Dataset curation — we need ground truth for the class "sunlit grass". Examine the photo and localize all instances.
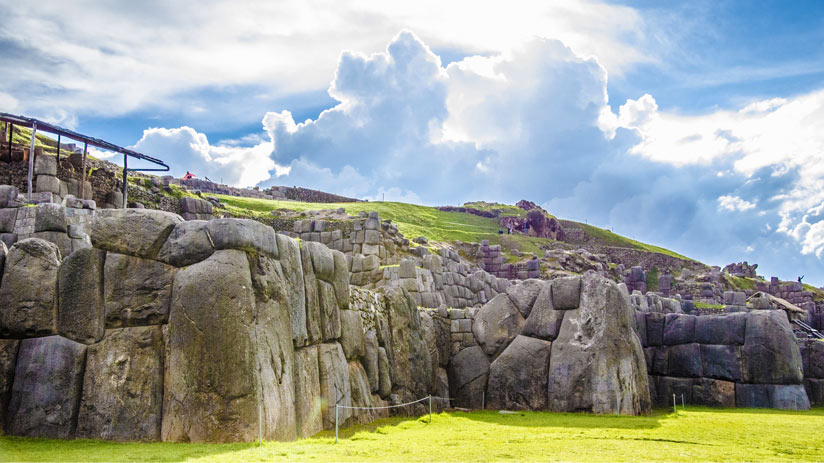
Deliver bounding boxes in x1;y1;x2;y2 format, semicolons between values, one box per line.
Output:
2;407;823;462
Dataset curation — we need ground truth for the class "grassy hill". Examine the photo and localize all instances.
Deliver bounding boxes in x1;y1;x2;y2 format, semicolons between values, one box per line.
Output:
212;194;696;262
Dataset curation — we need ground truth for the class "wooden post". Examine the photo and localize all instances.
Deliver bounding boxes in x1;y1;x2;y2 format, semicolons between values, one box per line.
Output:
122;153;128;208
7;123;12;160
57;134;61;164
80;142;88;199
27;121;37;200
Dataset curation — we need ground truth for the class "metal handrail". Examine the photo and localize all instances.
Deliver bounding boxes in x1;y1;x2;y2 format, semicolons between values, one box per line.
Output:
1;112;169;207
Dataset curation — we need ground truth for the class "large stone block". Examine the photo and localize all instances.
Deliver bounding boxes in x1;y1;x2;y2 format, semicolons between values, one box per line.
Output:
58;248;106;344
449;346;489;409
521;282;565;341
36;174;61;194
332;250;350;310
547;272;651;415
742;310;804;384
0;339;19;430
180;197;213;215
0;239;60;337
34;203;67;232
276;234;307;347
293;345;322;438
472;293;525;357
304;241;334;281
662;314;696;345
652;376;694;407
551;275;581;310
0;186;19;208
206;218;278;258
90;209;183;260
487;335;552;410
0;208;17;233
378;346;391;398
735;383;810;410
34;154;57;176
301;244;323;344
363;330;380;392
318;281;341;341
700;344;744;382
385;288;432;403
645;312;664;347
104;253;177;327
162;250;296;442
505;279;543;318
318;342;351;429
805;378;824;406
156;220;215;267
691;378;735;408
339;310;365;360
694;313;746;345
76;326;164;441
6;336;86;438
666;343;702;378
32;231;72;259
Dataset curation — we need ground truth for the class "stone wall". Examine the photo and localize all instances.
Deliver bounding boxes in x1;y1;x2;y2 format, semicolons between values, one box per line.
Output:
0;206;440;442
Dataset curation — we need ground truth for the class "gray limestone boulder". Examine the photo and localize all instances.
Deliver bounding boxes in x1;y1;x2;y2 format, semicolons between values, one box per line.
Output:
304;241;334;281
35;155;57;176
692;378;735;408
293;345;322;438
505;279;544;318
76;326;164;441
104;253;177;327
339;310;365;360
448;346;489;409
318;342;351;429
0;339;19;430
32;230;72;259
0;209;16;233
332;250;350;310
385;288;433;403
742;310;804;384
156;220;215;267
363;330;380;393
521;282;565;341
90;209;183;260
694;313;746;345
378;346;392;398
58;248;106;344
551;275;582;309
700;344;744;382
318;281;342;341
662;314;696;345
472;294;525;357
206;218;278;258
162;250;296;442
300;244;323;344
276;234;307;346
736;383;810;409
666;343;703;377
645;312;664;347
6;336;87;438
487;335;552;410
0;239;61;337
547;272;651;415
34;203;67;233
0;186;19;208
348;361;385;425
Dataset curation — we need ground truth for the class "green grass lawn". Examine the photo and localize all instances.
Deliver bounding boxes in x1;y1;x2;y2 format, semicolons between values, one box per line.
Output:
2;407;823;462
212;195;693;261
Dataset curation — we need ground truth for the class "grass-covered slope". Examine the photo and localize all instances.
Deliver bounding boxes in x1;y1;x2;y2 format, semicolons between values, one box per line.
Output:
214;195;695;261
2;408;823;462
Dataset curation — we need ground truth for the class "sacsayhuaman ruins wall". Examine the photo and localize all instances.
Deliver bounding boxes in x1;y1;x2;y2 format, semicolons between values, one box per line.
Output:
0;184;820;444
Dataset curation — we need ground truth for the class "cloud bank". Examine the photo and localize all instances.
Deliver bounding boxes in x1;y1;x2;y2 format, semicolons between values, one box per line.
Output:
111;31;824;283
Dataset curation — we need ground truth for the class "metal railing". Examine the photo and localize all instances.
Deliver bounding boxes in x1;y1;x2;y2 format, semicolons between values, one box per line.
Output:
1;112;169;207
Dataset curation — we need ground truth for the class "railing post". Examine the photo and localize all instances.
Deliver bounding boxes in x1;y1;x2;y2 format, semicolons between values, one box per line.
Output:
57;134;61;165
27;121;36;200
335;404;339;444
7;122;12;161
428;395;432;424
80;142;88;199
122;153;128;208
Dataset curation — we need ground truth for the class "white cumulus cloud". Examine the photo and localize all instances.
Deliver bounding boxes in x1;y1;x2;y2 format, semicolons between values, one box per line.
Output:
718;195;757;212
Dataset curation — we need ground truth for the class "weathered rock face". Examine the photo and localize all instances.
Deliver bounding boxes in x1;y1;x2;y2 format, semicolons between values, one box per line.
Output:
472;294;525;357
742;310;804;384
58;248;106;344
318;342;351;428
547;272;651;415
449;346;489;409
385;288;432;403
521;282;565;341
293;346;322;438
76;326;164;441
0;239;61;337
505;279;543;317
162;250;296;442
487;335;552;410
6;336;87;438
104;253;177;328
156;220;215;267
206;218;278;258
276;234;307;346
340;310;365;360
90;209;183;260
0;339;19;430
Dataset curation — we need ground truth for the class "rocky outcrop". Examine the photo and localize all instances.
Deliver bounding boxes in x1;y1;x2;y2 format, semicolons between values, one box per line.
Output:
0;238;61;337
487;335;552;410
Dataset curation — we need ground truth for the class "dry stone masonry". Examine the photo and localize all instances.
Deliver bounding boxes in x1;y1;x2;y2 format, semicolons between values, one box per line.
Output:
0;201;816;444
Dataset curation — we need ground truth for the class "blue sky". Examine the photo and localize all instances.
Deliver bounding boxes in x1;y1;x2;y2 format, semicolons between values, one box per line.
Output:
1;0;823;285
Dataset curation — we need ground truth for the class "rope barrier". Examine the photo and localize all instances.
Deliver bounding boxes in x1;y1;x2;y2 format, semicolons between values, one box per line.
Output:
334;394;454;443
